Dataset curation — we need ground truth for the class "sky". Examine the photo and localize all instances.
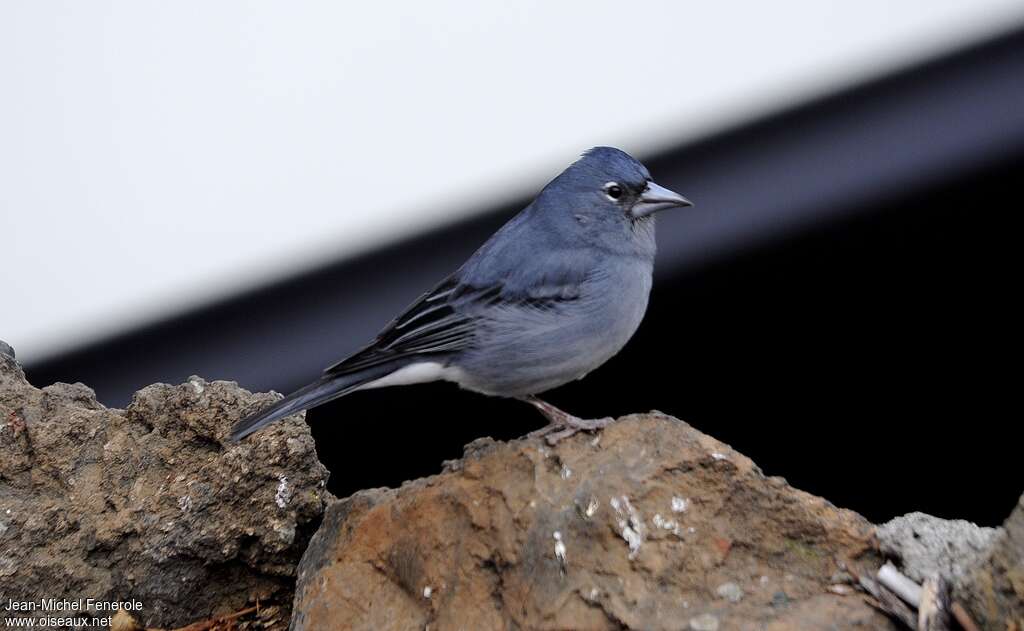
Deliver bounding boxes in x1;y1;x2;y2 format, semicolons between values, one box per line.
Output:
3;1;1024;362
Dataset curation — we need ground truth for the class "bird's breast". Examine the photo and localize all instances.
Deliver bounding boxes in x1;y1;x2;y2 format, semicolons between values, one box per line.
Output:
454;257;653;397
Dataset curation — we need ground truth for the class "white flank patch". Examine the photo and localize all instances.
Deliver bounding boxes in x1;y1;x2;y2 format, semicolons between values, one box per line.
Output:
356;362;466;391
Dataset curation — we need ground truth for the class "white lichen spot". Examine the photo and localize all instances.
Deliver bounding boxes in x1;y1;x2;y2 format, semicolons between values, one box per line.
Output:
560;464;572;480
588;587;599;601
538;446;551;458
715;581;744;603
275;475;291;508
611;496;645;559
688;526;696;534
689;613;719;631
529;500;537;508
621;525;642;558
553;531;567;565
422;586;433;599
711;452;728;461
585;497;599;518
683;600;690;609
760;575;769;585
671;496;689;513
189;379;204;394
590;435;601;447
177;495;193;512
271;519;296;544
652;513;681;536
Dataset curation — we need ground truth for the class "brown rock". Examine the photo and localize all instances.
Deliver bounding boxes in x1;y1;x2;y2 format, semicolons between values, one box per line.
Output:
292;412;897;630
956;493;1024;630
0;354;329;628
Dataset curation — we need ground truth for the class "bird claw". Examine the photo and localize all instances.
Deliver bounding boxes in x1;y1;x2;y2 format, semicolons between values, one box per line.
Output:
527;414;615;445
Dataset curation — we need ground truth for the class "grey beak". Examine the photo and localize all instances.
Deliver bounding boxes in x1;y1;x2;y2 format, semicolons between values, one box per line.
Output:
631;181;693;218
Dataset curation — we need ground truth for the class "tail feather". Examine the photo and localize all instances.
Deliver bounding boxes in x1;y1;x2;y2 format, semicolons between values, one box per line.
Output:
229;364;395;441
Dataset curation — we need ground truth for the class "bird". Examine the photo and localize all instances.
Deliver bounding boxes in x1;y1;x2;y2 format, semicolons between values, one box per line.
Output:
230;147;692;444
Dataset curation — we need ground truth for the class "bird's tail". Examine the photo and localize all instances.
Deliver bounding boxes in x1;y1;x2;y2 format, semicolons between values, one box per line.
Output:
229;364;395;441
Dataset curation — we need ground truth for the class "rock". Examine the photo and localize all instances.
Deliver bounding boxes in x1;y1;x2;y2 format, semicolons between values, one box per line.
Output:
877;511;998;584
955;493;1024;629
0;340;13;359
292;412;898;630
0;355;330;629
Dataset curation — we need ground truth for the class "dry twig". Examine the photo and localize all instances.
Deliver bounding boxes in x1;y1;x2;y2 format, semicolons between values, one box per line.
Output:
167;605;258;631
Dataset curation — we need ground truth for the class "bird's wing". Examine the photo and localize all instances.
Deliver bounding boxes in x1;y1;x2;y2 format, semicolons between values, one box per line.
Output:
324;251;596;377
323;275;474;376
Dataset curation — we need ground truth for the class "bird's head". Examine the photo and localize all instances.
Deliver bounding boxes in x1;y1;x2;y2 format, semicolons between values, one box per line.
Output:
540;147;692;224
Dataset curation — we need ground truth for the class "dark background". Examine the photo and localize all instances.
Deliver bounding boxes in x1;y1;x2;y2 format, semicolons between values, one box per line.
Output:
28;29;1024;525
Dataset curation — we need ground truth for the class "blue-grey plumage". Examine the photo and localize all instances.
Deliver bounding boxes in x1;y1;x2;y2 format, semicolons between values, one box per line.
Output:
230;147;692;442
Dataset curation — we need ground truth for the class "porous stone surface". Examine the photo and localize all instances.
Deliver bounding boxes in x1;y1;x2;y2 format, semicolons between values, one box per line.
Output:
292;413;898;631
0;340;13;359
0;354;329;628
955;493;1024;630
876;512;999;584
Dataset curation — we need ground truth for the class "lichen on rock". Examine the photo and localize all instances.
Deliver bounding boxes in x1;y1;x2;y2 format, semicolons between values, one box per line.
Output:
0;354;330;628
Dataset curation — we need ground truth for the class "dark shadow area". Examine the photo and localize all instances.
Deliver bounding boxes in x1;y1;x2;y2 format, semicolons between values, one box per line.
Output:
311;151;1022;525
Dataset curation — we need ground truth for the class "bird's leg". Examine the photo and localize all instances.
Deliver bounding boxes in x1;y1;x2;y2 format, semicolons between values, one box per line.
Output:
522;395;614;445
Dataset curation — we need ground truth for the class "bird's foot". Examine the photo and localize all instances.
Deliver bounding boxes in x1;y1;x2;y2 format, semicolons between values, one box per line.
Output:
522;396;614;445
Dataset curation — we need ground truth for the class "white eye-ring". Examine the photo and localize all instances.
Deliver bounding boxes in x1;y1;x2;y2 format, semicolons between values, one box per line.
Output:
603;181;624;201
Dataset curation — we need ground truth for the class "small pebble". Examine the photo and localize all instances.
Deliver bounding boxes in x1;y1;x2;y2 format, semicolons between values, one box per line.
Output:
828;584;852;595
772;591;791;608
715;581;744;603
422;586;432;599
689;613;720;631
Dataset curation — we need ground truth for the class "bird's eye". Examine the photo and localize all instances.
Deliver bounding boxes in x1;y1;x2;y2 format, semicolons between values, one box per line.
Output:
603;182;624;201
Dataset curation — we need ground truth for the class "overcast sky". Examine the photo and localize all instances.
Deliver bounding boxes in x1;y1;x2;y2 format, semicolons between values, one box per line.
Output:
3;1;1023;362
